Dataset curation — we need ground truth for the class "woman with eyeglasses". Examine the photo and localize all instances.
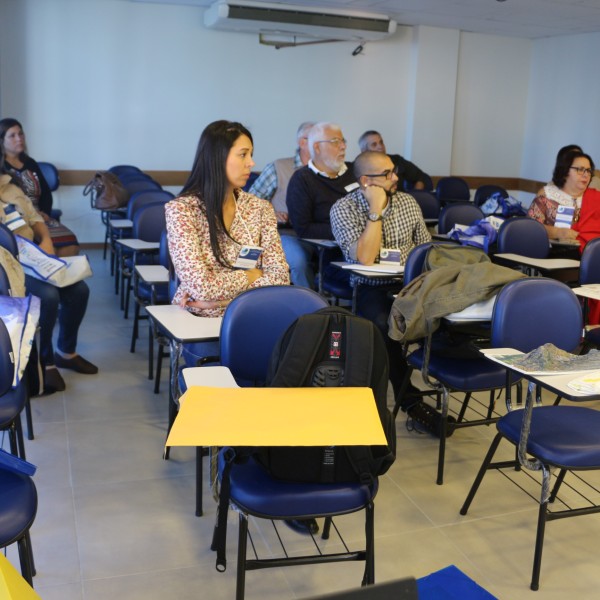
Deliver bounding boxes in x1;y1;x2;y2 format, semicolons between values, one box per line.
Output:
528;149;596;245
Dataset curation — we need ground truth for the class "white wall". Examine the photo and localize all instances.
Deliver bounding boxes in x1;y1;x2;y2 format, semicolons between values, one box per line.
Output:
6;0;590;242
452;32;531;177
522;31;600;183
2;0;534;172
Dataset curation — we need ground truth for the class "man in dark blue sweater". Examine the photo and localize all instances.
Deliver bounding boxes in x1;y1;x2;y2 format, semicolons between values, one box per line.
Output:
285;122;359;289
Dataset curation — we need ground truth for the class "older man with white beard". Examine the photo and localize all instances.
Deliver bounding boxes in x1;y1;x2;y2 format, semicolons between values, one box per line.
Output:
285;122;359;289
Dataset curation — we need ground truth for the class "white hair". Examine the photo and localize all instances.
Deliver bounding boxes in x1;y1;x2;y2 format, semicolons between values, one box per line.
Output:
307;122;342;159
296;121;316;144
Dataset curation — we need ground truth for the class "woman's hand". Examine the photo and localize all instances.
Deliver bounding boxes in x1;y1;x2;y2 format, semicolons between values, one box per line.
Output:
275;211;289;224
179;292;230;310
558;227;578;241
38;237;55;256
245;268;263;285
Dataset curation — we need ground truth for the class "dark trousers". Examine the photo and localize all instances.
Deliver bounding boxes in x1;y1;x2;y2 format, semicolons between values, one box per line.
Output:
355;283;408;398
25;275;90;366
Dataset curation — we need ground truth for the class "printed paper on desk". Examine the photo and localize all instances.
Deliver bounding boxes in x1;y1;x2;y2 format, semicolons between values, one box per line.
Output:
166;386;387;447
233;245;263;269
568;371;600;394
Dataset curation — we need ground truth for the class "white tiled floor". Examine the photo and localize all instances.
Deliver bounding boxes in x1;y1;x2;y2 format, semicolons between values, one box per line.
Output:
7;249;600;599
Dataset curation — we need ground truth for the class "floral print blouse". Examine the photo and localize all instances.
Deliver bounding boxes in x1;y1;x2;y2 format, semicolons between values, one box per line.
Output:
165;189;290;317
527;184;580;227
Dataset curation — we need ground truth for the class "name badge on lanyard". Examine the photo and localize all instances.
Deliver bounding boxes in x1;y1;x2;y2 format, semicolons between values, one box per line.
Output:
233;245;264;269
3;204;27;232
379;248;401;265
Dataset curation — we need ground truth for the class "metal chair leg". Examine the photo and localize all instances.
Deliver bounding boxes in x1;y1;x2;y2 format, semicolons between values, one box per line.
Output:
460;432;503;515
236;513;249;600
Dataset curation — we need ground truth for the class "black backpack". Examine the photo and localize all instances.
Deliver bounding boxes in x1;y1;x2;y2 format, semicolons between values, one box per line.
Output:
255;306;396;483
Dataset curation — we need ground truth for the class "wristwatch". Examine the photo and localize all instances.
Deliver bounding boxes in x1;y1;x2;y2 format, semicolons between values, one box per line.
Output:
368;212;383;222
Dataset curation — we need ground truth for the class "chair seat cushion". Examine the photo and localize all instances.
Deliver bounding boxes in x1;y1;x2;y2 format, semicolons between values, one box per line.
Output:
409;347;508;391
498;406;600;469
0;469;37;546
222;453;377;519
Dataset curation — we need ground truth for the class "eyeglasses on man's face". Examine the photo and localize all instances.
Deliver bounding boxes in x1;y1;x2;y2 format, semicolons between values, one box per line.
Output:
570;166;593;176
364;165;399;180
315;138;347;147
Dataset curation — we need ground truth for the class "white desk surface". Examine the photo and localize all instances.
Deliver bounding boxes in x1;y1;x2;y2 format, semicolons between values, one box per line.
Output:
494;253;580;270
331;261;404;276
549;238;580;248
183;366;238;389
146;304;221;342
109;219;133;229
135;265;169;283
115;239;160;251
573;285;600;301
481;348;600;400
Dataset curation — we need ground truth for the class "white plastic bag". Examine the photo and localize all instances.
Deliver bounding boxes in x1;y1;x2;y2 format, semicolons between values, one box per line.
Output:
16;235;92;287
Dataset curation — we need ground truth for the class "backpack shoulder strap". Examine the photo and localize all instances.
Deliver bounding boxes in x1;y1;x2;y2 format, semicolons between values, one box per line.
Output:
342;315;374;387
268;313;330;387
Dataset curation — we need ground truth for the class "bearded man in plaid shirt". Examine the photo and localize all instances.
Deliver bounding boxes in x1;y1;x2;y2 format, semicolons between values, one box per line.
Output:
331;150;431;400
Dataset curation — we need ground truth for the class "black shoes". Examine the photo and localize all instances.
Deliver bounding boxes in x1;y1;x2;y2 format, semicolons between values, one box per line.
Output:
54;353;99;375
398;383;423;413
44;367;66;394
407;401;456;438
283;518;319;535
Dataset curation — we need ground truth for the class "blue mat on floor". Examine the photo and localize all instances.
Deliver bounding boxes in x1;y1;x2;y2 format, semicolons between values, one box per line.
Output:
417;565;497;599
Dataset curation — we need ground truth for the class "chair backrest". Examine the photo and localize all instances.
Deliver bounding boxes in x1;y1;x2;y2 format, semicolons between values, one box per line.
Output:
403;241;457;285
496;217;549;258
435;176;470;205
132;202;166;243
242;171;260;192
0;224;18;257
491;278;582;353
123;178;162;195
437;203;484;234
409;190;440;220
579;237;600;285
473;184;508;207
159;229;169;269
0;318;14;397
404;174;434;192
37;161;60;191
126;190;174;220
219;286;329;384
108;165;143;177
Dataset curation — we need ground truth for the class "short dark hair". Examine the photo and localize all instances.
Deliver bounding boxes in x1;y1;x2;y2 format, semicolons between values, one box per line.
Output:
180;120;253;268
358;130;381;152
556;144;582;162
353;151;383;178
552;150;595;189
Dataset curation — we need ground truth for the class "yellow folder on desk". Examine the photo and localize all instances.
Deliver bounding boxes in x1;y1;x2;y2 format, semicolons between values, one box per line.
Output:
166;386;387;447
0;554;41;600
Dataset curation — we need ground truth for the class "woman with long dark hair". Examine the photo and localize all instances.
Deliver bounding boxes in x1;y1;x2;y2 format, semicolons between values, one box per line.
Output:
165;120;289;317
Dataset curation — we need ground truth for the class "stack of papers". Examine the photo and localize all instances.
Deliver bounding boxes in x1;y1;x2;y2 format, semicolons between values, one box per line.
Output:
568;371;600;394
